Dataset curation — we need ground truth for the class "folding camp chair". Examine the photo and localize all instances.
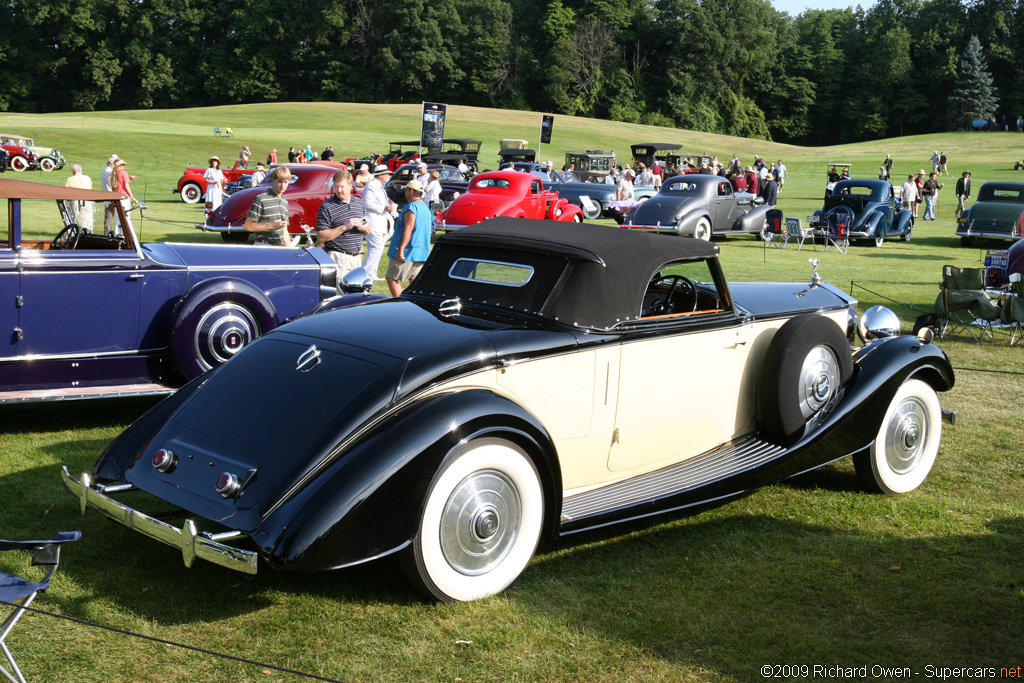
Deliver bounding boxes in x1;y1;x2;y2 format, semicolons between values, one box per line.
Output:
822;213;848;254
0;532;80;683
934;265;1001;341
763;209;784;247
781;217;814;250
1000;272;1024;346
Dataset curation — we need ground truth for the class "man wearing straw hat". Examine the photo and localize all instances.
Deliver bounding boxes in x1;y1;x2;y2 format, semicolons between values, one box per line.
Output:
362;164;395;280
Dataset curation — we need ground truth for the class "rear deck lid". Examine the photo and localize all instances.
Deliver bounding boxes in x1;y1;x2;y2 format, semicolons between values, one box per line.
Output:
171;337;397;459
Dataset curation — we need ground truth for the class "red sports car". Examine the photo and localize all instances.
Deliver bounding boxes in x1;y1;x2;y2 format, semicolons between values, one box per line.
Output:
175;159;257;204
439;170;584;230
197;163;347;243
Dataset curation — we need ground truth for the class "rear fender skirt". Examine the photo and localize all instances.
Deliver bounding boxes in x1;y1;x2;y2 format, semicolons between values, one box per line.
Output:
737;204;772;232
258;389;560;572
894;209;914;234
863;211;884;236
677;210;710;236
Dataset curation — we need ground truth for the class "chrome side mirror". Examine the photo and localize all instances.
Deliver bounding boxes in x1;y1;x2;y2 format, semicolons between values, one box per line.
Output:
340;267;373;294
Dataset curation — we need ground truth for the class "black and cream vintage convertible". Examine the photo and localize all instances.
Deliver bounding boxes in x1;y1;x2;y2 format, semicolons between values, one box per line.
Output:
63;219;955;602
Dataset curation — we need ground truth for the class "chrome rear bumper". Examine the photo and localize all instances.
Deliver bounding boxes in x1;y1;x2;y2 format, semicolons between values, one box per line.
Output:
61;467;258;575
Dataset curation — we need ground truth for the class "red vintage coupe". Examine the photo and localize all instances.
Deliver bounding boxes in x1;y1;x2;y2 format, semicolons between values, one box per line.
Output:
197;163;346;243
439;170;584;230
175;158;257;204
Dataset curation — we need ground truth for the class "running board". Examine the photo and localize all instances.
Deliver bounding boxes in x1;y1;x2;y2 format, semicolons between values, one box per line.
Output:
0;383;176;404
561;435;785;522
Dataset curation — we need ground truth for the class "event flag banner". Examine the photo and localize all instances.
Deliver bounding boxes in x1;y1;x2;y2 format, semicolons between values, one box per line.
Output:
421;102;447;153
540;115;554;145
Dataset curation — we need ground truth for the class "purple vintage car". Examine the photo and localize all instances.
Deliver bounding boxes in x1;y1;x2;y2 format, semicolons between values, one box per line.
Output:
0;178;337;402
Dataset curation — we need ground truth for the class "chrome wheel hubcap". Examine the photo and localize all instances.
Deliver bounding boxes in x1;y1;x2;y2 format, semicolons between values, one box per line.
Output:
884;398;928;474
440;469;521;576
798;345;841;419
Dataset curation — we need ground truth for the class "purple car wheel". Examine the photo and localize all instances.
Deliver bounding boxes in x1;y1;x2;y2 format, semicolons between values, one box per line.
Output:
171;282;278;381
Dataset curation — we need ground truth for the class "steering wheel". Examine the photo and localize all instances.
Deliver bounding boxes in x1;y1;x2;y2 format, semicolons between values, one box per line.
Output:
51;223;81;251
650;274;697;315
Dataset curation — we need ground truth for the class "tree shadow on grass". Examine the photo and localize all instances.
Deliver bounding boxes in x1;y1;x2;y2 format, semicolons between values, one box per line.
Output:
515;514;1023;679
5;446;1020;681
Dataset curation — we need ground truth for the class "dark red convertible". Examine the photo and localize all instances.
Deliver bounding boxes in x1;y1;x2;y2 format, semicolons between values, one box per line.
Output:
197;163;346;243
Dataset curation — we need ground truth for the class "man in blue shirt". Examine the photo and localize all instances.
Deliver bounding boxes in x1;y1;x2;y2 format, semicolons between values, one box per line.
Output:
385;179;432;296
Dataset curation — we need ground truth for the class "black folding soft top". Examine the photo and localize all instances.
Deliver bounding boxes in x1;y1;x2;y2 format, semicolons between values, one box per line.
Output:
412;218;720;330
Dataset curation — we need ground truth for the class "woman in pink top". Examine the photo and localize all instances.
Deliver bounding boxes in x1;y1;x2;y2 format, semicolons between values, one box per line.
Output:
113;159;138;236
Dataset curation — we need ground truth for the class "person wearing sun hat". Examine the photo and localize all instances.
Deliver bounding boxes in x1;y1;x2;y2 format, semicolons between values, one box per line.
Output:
203;155;225;210
112;158;138;237
361;164;396;279
385;179;431;296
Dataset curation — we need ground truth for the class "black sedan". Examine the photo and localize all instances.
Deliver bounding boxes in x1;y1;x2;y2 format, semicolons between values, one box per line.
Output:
64;219;954;602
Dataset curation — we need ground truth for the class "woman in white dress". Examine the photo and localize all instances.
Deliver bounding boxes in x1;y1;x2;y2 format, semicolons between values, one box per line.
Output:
203;156;225;210
425;170;443;210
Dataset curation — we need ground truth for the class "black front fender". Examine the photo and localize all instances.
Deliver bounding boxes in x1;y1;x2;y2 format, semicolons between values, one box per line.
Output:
771;335;954;481
257;388;561;572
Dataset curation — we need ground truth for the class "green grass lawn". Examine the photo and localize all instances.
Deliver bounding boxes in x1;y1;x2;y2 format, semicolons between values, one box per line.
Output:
1;104;1022;682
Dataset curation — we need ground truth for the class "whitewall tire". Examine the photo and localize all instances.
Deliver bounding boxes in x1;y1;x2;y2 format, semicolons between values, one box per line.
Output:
854;379;941;494
405;438;544;602
694;217;712;241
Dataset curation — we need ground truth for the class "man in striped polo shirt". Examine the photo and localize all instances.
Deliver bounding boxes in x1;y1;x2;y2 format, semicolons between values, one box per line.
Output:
244;165;293;246
315;169;370;289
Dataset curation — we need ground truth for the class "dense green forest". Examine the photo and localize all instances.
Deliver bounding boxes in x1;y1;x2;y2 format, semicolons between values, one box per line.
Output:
0;0;1019;144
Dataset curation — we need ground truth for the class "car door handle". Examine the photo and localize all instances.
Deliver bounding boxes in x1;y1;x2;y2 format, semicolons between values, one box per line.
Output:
127;273;144;280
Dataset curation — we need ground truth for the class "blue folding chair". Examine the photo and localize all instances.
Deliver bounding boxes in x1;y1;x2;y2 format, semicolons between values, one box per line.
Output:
0;532;80;683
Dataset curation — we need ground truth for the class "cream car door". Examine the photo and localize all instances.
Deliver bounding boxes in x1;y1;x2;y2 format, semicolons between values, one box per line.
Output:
608;322;755;474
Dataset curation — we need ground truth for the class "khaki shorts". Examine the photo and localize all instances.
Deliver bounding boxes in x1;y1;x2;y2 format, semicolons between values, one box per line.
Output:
386;258;424;282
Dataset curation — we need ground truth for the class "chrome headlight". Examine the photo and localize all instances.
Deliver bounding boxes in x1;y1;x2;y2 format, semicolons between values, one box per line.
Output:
857;305;901;343
340;267;373;294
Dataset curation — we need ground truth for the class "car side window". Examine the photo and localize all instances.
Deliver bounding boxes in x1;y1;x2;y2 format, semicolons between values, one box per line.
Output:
718;182;731;197
531;180;541;194
640;260;726;320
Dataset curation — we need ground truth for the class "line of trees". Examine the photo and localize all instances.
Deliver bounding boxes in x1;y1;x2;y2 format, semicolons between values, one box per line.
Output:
0;0;1018;144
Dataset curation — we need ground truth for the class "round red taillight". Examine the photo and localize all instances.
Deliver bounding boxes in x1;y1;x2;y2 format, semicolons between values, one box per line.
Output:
151;449;176;473
215;472;241;498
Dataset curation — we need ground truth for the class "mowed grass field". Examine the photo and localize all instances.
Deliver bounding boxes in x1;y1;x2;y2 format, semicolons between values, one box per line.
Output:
1;104;1022;683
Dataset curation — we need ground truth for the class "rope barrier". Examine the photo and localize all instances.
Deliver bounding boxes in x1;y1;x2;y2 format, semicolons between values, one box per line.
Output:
0;598;347;683
952;366;1024;375
848;280;931;314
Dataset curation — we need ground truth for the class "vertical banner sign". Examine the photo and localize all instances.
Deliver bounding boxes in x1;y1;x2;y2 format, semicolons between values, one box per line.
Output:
421;102;447;153
540;115;554;144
